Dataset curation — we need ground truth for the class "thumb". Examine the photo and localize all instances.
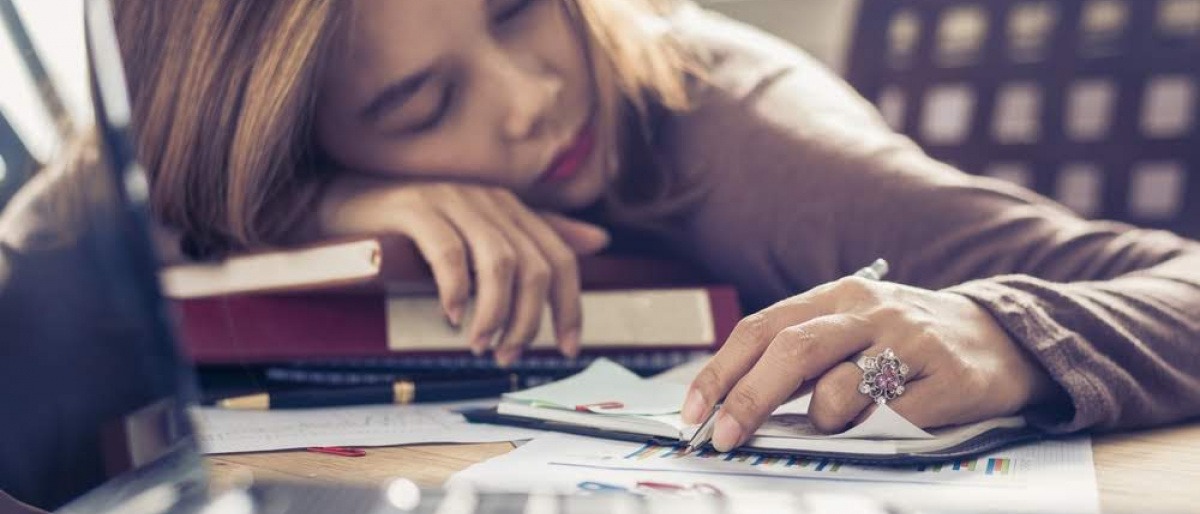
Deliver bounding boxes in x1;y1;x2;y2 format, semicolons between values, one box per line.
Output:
541;213;610;255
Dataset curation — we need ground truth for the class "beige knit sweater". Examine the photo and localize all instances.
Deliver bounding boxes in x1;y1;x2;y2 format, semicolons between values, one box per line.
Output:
625;8;1200;433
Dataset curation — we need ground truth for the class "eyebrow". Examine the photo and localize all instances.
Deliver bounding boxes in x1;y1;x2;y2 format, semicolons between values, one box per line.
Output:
359;68;434;123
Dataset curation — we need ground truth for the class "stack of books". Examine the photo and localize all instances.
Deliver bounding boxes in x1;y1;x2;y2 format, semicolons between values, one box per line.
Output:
159;235;742;397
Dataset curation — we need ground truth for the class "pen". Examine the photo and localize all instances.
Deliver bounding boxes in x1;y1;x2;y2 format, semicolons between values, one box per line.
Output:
217;376;517;410
684;258;890;452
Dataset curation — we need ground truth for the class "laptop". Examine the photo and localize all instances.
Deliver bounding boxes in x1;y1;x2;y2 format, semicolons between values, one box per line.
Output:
0;1;905;512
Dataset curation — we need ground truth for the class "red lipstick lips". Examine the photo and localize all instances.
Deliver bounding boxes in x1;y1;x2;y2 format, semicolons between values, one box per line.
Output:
538;124;595;184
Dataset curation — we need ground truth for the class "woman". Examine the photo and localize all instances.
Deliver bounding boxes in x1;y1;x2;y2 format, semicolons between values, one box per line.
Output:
112;0;1200;452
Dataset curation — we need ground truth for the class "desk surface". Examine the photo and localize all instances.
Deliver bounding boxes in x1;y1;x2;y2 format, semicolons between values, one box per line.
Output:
207;422;1200;513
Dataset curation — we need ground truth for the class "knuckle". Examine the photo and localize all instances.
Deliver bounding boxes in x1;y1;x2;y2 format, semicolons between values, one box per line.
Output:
866;303;909;324
775;325;819;364
694;364;725;398
733;312;770;348
548;250;578;276
487;251;517;278
832;276;881;306
913;326;942;348
435;242;467;267
521;261;552;291
728;384;766;418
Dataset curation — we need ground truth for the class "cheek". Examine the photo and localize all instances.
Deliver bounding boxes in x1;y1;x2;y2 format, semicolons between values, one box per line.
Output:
538;5;593;107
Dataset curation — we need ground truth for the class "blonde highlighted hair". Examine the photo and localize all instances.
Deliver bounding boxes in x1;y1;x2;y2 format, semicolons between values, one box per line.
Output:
112;0;695;254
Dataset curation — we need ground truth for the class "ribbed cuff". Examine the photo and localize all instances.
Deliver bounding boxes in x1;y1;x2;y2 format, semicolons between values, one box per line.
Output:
945;277;1116;433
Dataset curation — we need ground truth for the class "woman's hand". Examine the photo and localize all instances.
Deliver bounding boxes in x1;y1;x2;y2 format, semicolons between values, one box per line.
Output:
681;277;1061;452
316;175;610;366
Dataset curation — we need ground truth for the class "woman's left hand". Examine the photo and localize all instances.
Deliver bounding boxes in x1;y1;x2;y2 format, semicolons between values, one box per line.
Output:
680;276;1061;452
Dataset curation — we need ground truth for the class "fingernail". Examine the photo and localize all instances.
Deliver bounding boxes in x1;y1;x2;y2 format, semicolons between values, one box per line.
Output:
712;412;744;452
445;305;464;328
560;329;581;359
472;332;493;355
495;350;515;368
681;389;707;425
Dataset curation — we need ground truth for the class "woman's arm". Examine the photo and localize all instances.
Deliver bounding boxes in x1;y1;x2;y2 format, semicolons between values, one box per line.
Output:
661;12;1200;437
298;174;610;364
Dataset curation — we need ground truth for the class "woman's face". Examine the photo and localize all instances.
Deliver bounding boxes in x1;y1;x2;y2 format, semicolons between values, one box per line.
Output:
315;0;608;210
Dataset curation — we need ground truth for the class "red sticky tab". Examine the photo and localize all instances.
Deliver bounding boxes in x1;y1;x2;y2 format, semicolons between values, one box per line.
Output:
306;446;366;457
574;401;624;412
636;481;686;491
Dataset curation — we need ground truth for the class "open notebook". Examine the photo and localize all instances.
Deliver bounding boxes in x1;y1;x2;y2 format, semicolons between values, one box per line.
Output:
464;359;1043;464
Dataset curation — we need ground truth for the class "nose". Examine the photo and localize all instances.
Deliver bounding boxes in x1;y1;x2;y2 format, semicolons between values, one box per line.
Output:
487;52;563;141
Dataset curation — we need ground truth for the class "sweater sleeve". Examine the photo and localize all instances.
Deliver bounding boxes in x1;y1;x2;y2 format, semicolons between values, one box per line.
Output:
657;10;1200;433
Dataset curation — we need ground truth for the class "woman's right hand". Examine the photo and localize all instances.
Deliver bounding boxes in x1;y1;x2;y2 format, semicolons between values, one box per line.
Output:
314;175;610;366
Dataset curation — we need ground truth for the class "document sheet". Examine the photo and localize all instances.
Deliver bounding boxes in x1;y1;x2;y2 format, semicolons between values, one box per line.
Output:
193;400;544;454
450;433;1100;514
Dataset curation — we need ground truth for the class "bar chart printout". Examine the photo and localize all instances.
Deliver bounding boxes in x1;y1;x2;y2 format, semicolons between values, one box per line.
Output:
557;440;1059;488
451;434;1101;514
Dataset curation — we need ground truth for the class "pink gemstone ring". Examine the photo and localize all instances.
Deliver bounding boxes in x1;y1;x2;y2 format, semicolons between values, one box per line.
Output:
856;348;909;405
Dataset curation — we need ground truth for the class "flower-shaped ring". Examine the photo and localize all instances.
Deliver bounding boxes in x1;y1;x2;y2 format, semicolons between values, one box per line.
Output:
856;348;910;405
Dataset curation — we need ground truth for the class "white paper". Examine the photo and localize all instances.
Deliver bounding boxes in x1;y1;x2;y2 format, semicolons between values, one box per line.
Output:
749;403;933;442
192;400;545;454
505;358;687;415
508;358;933;441
450;433;1100;514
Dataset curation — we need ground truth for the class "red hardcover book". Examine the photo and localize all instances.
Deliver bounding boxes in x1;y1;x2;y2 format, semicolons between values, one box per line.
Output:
173;286;740;364
160;235;742;364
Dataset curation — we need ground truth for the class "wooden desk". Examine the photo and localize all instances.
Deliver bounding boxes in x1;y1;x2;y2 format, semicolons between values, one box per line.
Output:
208;422;1200;513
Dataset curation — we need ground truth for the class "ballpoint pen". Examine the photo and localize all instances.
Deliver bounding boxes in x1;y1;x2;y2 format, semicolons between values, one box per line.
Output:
684;258;890;452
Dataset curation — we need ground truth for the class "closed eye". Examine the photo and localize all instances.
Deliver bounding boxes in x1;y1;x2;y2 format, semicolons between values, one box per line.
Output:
490;0;538;25
406;83;456;134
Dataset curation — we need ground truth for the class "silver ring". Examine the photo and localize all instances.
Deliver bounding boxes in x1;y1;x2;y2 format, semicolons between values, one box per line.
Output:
857;348;909;405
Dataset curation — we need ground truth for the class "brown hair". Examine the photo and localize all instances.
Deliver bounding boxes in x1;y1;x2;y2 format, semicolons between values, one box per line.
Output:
113;0;695;254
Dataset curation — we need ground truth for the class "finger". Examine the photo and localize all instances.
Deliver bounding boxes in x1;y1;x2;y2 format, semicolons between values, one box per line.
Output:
682;298;837;424
541;212;610;255
438;201;517;356
500;197;583;358
807;362;875;434
851;377;951;430
493;231;551;366
837;340;928;426
713;314;874;451
469;192;551;366
394;210;470;326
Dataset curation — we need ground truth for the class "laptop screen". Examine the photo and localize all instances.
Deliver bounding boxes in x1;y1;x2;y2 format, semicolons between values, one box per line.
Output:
0;0;205;510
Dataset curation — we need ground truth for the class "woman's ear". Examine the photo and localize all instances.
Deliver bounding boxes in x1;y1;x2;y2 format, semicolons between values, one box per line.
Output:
541;212;610;255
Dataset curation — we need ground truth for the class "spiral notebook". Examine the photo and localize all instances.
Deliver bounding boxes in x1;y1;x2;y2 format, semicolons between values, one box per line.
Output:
464;359;1043;464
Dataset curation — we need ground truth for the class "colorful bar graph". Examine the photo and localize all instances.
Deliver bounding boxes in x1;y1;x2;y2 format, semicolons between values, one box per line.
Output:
620;443;1011;479
918;457;1013;476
